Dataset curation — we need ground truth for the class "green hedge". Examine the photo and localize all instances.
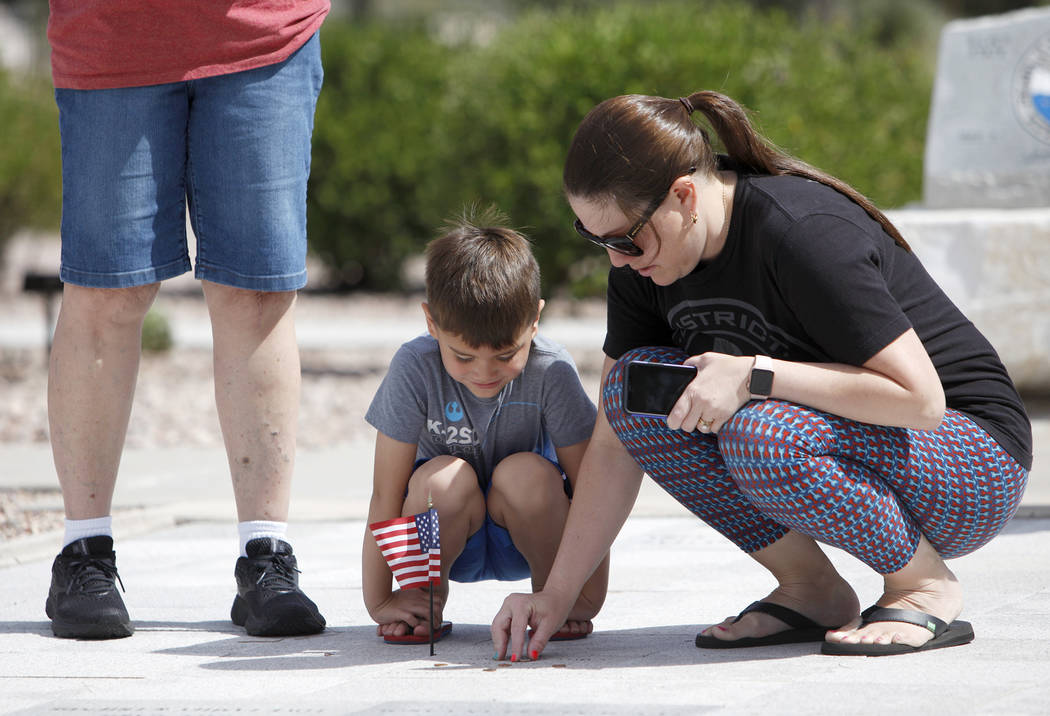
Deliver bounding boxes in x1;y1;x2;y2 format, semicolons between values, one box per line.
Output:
308;20;454;289
308;1;933;293
0;70;62;253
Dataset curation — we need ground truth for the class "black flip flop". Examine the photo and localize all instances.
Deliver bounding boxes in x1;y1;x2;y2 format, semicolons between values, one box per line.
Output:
821;606;975;656
696;601;835;649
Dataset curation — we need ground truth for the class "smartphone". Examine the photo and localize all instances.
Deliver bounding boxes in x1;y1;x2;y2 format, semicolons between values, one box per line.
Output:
624;360;697;418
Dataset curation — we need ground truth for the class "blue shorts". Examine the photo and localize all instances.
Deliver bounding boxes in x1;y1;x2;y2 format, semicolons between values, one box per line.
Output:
449;513;532;584
413;455;570;584
54;33;324;291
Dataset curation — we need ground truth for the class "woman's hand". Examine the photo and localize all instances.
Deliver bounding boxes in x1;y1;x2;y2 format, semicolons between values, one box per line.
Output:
666;352;752;433
491;589;574;662
664;330;946;433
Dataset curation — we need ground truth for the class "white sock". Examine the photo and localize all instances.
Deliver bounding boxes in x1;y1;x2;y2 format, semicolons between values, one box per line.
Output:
63;516;113;548
238;520;288;557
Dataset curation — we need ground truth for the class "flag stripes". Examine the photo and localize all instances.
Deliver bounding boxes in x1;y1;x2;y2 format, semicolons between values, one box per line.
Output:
370;508;441;589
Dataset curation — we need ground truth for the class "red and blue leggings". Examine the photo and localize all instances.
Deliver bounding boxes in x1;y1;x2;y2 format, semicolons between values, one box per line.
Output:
606;347;1029;574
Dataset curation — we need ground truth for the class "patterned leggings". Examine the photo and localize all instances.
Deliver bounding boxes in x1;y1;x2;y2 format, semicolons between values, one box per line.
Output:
607;347;1029;574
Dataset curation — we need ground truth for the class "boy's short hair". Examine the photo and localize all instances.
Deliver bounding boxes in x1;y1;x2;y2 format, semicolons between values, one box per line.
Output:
425;207;541;349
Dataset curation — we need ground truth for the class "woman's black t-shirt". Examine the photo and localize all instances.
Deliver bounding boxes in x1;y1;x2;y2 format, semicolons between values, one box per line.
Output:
604;170;1033;470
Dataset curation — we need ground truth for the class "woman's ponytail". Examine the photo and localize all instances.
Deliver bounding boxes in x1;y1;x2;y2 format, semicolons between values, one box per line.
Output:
683;91;910;251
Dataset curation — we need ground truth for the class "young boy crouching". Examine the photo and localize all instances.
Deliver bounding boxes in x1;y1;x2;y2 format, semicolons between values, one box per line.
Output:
362;210;607;644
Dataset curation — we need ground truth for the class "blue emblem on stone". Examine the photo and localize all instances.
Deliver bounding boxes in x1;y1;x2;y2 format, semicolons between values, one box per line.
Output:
1031;68;1050;123
1013;33;1050;144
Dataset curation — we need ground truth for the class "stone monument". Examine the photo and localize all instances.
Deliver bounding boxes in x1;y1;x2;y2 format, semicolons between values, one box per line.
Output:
888;7;1050;392
924;7;1050;208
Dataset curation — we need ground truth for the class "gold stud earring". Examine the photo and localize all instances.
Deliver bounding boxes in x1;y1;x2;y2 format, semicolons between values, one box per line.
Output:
691;211;698;224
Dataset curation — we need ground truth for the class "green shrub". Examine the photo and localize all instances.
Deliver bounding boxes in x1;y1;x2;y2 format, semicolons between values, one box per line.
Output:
308;1;934;294
428;2;933;294
141;309;173;353
308;20;454;290
0;70;62;254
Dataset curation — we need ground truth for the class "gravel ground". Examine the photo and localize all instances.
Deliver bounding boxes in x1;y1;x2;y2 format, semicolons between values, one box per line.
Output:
0;342;394;539
0;488;65;541
0;290;606;539
0;345;392;448
0;290;605;448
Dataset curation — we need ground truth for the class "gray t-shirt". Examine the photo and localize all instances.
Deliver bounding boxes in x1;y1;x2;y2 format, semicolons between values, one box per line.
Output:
365;333;597;484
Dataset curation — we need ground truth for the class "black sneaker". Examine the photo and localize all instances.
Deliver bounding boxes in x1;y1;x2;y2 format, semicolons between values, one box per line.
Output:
45;535;133;639
231;538;326;636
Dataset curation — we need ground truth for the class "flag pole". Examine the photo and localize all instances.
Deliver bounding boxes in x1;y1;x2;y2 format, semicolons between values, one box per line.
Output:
428;494;435;657
429;586;435;656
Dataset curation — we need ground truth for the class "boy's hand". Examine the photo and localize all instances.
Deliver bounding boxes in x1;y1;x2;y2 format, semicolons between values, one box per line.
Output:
491;589;572;662
371;589;444;638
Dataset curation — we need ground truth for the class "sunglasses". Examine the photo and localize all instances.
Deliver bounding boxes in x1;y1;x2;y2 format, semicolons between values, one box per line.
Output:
572;168;694;257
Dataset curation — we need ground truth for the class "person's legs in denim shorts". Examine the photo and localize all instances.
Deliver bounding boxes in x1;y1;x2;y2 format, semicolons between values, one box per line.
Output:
47;34;326;640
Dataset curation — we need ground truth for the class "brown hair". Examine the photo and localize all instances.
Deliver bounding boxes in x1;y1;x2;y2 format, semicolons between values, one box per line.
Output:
563;90;909;250
425;206;541;348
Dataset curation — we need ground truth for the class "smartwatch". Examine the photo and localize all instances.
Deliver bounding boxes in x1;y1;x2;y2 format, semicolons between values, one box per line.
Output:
749;355;774;400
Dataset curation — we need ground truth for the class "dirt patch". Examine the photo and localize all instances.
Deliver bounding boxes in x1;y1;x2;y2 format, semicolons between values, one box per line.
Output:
0;488;64;541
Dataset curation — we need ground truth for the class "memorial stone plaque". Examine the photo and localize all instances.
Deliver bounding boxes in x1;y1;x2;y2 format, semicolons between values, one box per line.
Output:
924;8;1050;208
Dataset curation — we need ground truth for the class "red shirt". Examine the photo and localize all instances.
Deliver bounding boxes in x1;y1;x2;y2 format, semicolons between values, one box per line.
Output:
48;1;330;90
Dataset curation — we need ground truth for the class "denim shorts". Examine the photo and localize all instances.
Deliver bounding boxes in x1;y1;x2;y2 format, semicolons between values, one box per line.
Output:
54;33;324;290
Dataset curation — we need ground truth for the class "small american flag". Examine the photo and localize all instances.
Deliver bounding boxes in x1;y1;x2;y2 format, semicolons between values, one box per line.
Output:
369;508;442;589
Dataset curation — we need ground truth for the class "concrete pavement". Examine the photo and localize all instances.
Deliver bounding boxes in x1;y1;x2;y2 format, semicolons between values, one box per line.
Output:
1;435;1049;715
